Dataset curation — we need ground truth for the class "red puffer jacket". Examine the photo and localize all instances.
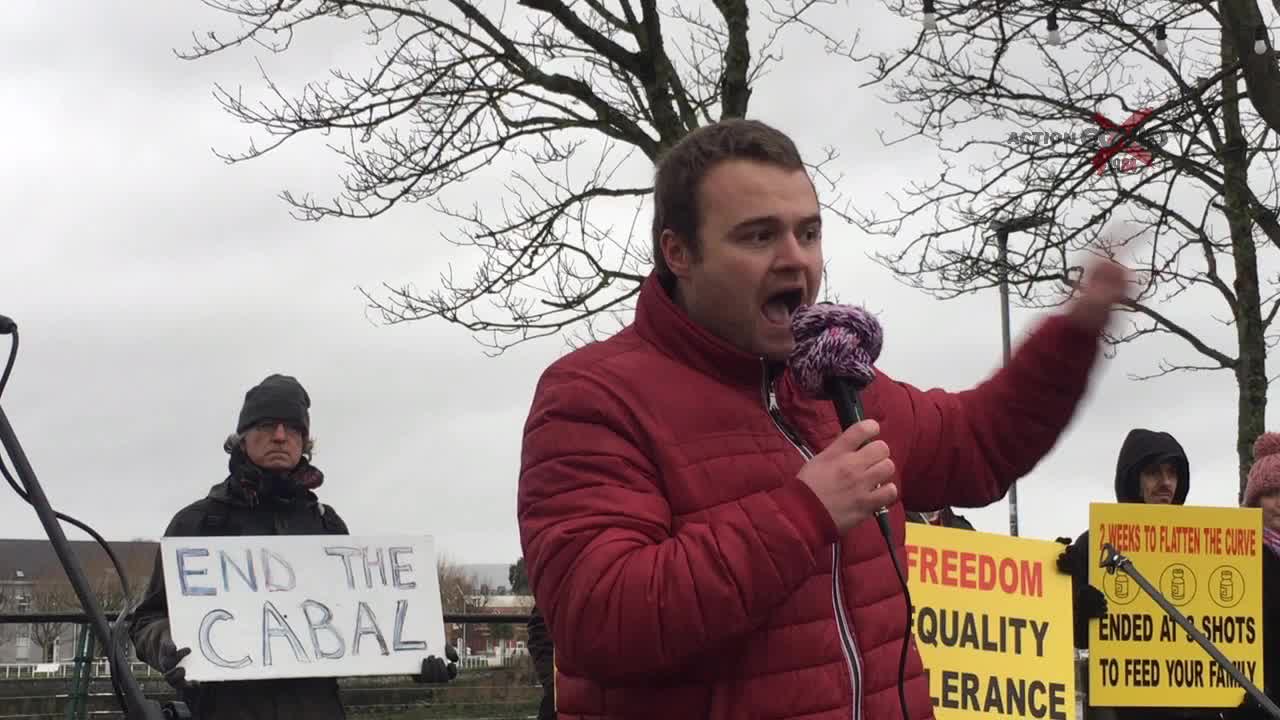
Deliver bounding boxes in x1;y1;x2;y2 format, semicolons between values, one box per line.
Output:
518;273;1101;720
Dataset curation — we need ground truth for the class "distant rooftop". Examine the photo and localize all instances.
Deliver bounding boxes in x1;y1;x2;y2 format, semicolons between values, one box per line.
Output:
0;538;157;585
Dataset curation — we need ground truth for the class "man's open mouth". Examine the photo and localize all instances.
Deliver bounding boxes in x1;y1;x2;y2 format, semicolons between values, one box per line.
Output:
762;287;804;325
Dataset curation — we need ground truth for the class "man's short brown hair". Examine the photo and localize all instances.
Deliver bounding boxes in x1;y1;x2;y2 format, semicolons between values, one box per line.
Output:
650;118;807;282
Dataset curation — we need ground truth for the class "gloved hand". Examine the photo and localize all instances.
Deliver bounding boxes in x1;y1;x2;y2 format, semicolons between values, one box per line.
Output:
1225;690;1268;719
1055;538;1075;575
414;645;460;684
1079;583;1108;620
157;635;193;691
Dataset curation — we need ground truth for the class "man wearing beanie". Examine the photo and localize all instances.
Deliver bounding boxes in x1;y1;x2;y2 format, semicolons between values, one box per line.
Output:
1233;432;1280;718
129;374;458;719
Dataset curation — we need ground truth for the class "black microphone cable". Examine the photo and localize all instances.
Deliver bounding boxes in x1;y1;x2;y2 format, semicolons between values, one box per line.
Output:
827;380;913;720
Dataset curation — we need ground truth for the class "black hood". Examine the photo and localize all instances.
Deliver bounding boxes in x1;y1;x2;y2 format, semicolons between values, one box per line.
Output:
1114;428;1189;504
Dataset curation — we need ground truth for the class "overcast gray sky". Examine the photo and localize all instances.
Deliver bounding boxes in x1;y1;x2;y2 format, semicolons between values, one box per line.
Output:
0;2;1257;568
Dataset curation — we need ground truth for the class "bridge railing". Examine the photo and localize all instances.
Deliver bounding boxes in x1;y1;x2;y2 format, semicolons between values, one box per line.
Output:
0;612;539;720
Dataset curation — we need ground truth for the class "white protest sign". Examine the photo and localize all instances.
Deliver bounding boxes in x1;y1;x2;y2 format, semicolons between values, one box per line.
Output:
160;534;445;682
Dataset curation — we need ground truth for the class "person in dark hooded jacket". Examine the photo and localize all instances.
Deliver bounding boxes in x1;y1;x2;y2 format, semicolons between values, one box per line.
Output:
907;506;975;530
1056;428;1217;720
129;374;458;720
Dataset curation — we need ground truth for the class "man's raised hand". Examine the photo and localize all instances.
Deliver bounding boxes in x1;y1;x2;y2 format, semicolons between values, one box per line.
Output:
797;419;898;533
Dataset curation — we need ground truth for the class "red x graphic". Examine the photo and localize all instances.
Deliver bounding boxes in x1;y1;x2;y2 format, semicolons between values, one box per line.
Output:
1091;108;1155;175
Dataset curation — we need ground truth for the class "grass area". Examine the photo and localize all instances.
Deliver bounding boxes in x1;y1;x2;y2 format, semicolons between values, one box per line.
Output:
0;659;544;720
340;661;542;719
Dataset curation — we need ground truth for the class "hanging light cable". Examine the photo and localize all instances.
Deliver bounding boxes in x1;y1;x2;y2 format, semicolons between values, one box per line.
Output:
1046;9;1061;46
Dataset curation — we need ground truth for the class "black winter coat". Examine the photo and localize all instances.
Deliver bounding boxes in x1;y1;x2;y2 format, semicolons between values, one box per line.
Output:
1265;547;1280;706
1233;546;1280;718
130;477;351;720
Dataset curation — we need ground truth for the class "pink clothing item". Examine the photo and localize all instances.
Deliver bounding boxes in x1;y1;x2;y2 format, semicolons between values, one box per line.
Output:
1264;526;1280;558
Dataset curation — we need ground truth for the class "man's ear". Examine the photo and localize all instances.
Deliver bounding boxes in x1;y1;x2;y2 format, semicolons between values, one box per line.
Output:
660;229;695;279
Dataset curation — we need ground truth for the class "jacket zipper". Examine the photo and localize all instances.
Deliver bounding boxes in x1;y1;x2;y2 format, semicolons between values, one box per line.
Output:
762;369;864;720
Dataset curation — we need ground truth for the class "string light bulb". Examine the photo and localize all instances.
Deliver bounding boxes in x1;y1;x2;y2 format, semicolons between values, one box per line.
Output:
1046;10;1061;46
1155;24;1168;55
922;0;937;30
1255;25;1268;55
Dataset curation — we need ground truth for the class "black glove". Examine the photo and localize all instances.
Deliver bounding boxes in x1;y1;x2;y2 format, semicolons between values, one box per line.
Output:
161;701;192;720
414;644;459;684
157;636;193;691
1055;538;1075;575
1079;583;1108;620
1226;690;1268;720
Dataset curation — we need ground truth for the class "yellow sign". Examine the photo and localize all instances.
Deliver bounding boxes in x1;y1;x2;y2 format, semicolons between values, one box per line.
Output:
905;524;1076;720
1087;503;1265;707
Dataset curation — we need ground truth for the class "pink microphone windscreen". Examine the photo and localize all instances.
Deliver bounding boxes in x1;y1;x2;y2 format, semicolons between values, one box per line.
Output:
788;303;884;398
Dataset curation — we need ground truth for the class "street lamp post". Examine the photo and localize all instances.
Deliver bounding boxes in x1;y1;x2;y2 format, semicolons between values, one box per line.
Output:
453;583;468;654
987;213;1052;537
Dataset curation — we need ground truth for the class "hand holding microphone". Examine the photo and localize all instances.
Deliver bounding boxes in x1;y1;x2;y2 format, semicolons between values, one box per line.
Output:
787;302;898;536
795;419;898;533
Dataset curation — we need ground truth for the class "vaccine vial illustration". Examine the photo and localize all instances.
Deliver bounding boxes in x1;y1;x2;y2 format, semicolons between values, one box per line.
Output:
1115;573;1130;598
1220;569;1235;603
1171;568;1186;601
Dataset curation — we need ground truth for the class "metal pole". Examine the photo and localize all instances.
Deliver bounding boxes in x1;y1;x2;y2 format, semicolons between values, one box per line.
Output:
64;625;83;720
458;585;468;654
0;314;175;720
1101;544;1280;718
0;406;162;720
998;229;1018;537
66;623;94;720
81;622;96;720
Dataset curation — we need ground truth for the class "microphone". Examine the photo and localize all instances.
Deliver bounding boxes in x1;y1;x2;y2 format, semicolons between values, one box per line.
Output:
786;302;892;534
0;315;14;335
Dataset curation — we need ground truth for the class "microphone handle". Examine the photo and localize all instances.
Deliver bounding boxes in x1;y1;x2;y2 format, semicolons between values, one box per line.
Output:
824;378;891;523
827;377;863;430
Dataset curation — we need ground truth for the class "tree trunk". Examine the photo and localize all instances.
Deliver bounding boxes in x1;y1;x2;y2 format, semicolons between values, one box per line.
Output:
1220;32;1270;500
1220;0;1280;137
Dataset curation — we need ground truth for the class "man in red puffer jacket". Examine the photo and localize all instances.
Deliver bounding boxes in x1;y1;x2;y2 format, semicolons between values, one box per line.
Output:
517;118;1130;720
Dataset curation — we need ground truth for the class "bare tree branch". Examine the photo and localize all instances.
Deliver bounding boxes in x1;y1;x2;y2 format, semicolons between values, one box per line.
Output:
436;553;481;614
847;1;1276;495
183;0;833;352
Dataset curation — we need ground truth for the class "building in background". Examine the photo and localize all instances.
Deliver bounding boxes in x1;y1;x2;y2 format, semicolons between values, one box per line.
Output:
0;538;156;663
453;593;536;657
